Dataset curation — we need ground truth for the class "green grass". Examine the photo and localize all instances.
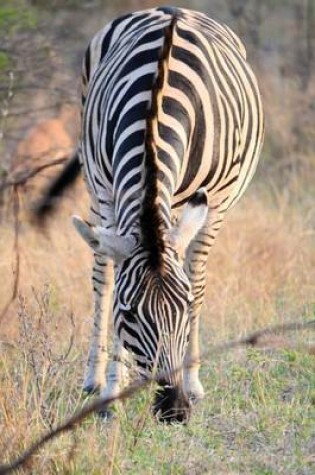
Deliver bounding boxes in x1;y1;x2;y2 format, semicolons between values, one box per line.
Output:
0;1;37;32
0;0;38;78
0;295;314;474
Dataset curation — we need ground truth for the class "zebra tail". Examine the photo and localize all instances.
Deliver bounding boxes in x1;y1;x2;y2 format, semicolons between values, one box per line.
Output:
32;151;81;223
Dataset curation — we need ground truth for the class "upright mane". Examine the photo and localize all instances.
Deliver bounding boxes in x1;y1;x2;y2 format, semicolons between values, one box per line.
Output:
140;14;177;272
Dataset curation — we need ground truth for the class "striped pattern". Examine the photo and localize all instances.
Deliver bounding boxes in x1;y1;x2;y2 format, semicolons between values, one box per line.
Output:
115;246;191;381
81;8;263;221
74;6;264;420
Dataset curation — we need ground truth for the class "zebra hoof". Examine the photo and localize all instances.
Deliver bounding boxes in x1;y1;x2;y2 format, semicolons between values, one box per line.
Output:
83;384;100;395
98;407;115;421
187;388;205;405
188;393;204;405
153;386;191;424
184;381;205;404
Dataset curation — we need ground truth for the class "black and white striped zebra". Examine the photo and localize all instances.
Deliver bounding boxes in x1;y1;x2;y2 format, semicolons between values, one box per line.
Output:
36;6;264;423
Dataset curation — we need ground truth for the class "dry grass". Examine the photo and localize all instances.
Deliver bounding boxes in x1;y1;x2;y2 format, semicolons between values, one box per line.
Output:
0;164;314;474
0;292;314;474
205;183;315;340
0;181;91;341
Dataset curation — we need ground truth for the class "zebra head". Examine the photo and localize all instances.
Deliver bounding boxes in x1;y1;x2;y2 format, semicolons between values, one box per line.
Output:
73;189;208;423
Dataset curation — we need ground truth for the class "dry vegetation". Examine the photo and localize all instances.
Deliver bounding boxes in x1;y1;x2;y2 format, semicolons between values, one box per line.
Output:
0;154;314;474
0;1;315;474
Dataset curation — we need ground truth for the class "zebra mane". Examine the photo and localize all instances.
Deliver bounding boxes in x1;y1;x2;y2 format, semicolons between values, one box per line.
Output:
140;15;177;272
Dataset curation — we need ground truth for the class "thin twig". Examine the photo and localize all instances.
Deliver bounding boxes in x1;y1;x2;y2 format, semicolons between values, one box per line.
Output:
213;319;315;352
0;152;77;322
59;312;75;363
0;186;20;324
0;71;14;143
0;157;68;192
0;318;314;474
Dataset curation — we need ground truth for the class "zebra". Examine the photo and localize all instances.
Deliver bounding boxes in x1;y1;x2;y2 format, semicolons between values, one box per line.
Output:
35;6;264;423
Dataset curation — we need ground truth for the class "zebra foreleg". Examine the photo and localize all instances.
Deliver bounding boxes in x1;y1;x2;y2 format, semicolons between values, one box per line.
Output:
183;216;223;402
83;255;114;393
183;267;207;402
99;335;130;418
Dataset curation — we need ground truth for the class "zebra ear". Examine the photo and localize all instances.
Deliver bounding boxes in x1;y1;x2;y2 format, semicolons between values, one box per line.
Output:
72;215;100;249
168;189;208;255
72;215;137;261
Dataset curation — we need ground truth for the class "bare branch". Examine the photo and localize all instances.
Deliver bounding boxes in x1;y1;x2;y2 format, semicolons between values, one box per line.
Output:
0;157;68;192
213;319;315;352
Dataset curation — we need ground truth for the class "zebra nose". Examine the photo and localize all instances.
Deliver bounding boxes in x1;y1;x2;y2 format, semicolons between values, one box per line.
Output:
152;385;191;424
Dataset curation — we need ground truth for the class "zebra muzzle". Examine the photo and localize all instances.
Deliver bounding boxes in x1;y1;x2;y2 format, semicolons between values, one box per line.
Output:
152;384;191;424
